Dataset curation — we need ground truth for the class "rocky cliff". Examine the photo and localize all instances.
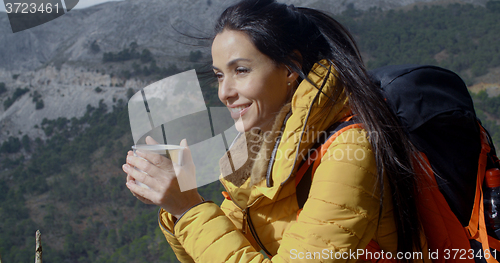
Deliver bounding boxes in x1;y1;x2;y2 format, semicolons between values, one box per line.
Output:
0;0;489;71
0;0;490;143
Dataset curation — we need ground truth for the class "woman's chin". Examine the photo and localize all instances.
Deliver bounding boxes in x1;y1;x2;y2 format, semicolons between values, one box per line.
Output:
235;119;259;133
235;120;248;133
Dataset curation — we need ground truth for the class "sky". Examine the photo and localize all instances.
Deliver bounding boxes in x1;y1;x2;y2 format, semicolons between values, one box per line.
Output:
0;0;122;12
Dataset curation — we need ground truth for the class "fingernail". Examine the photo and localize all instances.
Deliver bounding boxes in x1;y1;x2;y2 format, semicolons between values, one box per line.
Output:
123;164;130;172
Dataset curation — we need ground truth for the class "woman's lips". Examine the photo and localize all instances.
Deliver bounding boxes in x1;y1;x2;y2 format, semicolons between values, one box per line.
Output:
229;103;252;119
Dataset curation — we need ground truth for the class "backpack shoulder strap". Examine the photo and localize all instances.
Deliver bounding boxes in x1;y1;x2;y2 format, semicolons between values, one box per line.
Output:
295;118;362;210
464;124;500;262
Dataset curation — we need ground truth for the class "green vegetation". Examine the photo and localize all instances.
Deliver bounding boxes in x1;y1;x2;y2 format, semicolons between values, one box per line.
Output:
140;49;153;63
102;42;141;63
102;42;155;65
32;90;44;110
487;1;500;12
189;50;203;62
102;42;185;80
1;2;499;262
36;100;45;110
0;136;21;154
32;90;42;102
91;40;101;54
337;2;500;81
3;87;29;110
335;1;500;152
130;61;181;79
0;71;224;262
21;134;30;152
471;90;500;147
0;82;6;95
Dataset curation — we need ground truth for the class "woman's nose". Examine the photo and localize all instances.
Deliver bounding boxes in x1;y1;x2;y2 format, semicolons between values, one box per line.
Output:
218;78;238;103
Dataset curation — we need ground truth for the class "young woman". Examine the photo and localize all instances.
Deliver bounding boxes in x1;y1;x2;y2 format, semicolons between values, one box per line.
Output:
122;0;428;261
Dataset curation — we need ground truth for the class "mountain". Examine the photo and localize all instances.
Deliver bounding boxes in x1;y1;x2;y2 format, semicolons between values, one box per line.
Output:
0;0;494;143
1;1;499;262
289;0;488;13
0;0;490;71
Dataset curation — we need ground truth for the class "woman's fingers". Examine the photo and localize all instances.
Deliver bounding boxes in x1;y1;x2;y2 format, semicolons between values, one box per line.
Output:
126;173;135;183
134;149;173;171
124;168;155;204
127;154;173;178
123;137;202;216
122;162;157;191
126;180;155;204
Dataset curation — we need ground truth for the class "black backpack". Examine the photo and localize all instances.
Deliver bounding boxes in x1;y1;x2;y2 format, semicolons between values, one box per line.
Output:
295;65;500;262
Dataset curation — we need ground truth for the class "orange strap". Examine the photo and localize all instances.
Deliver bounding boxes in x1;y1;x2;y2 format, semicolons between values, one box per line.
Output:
221;191;231;200
295;150;318;187
294;115;358;188
464;126;500;263
416;152;473;262
311;123;363;181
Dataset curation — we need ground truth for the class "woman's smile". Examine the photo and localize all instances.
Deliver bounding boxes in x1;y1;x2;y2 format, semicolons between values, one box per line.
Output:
228;103;252;119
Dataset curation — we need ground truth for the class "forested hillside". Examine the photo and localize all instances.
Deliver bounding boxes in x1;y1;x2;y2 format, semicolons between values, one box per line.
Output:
337;1;500;146
0;77;223;262
1;1;500;263
337;1;500;83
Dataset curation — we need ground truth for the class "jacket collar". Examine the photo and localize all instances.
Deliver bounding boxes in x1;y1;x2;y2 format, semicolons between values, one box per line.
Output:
220;60;351;207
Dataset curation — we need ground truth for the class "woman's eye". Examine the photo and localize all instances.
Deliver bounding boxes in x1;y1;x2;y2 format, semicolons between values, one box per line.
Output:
235;67;249;74
214;72;224;80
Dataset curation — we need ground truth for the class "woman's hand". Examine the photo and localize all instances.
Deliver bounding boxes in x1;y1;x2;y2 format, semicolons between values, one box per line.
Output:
122;136;203;219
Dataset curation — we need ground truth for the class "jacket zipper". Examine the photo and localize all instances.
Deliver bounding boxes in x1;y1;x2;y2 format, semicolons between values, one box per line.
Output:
241;208;248;234
246;206;273;257
220;179;272;256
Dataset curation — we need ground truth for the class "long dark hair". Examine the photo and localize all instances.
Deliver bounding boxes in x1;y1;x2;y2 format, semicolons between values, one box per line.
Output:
214;0;422;259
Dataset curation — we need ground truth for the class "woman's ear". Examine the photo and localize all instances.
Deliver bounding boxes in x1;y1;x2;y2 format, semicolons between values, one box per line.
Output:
286;50;302;86
286;68;300;86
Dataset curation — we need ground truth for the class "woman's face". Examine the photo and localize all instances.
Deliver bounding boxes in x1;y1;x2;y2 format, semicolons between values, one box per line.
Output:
212;30;295;133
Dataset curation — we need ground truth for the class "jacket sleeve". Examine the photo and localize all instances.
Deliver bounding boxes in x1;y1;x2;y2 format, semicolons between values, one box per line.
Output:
161;201;268;262
159;128;387;262
158;208;196;263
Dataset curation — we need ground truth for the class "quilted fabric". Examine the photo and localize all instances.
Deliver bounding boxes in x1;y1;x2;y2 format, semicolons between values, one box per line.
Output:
157;61;413;262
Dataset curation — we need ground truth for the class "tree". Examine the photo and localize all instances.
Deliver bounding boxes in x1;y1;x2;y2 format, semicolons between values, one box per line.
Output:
140;49;153;63
0;136;21;153
103;52;114;62
90;40;100;53
127;88;135;99
36;100;44;110
129;42;140;59
22;134;30;152
487;1;500;12
0;82;6;95
189;50;203;62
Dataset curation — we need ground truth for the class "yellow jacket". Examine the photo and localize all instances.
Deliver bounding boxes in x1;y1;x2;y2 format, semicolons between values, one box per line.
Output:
158;61;400;262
